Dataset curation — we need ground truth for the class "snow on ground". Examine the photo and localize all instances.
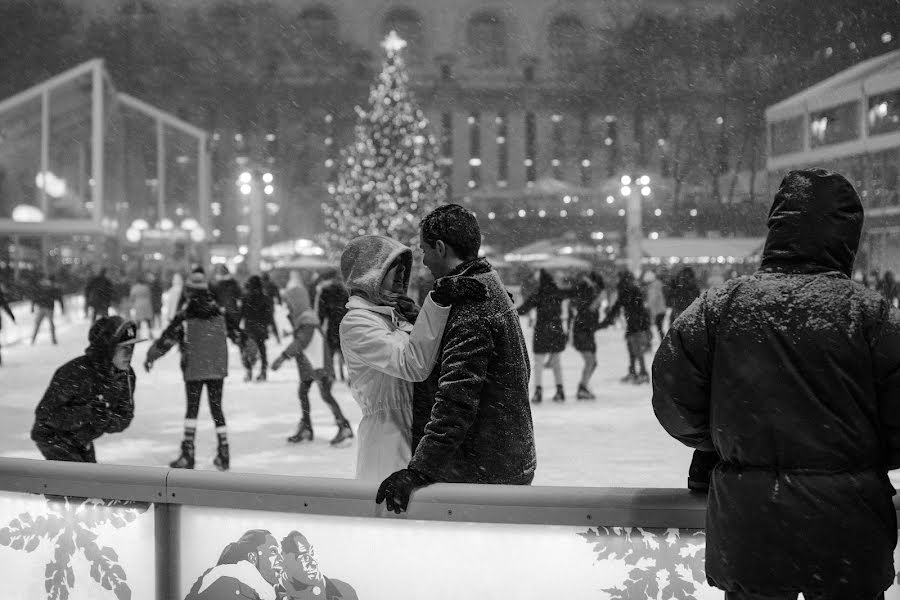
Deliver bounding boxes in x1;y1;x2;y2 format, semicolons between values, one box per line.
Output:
10;302;883;490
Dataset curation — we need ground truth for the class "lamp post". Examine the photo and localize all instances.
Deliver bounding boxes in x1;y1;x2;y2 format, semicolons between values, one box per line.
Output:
619;174;652;276
237;169;274;273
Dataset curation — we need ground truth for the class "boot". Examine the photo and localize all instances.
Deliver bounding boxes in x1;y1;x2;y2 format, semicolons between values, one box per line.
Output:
169;440;195;469
531;386;542;404
214;443;230;471
287;421;314;444
243;369;252;383
620;372;637;384
256;368;267;382
552;385;565;402
635;372;650;384
330;420;354;447
576;384;595;400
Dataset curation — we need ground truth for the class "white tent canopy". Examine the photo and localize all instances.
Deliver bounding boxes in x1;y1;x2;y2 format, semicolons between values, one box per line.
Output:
641;237;765;262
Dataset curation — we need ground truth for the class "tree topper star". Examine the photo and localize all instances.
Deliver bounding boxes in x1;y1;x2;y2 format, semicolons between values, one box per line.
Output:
381;30;407;54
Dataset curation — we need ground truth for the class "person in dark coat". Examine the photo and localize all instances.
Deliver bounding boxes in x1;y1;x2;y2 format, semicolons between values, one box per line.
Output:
652;168;900;600
241;275;274;382
148;272;164;329
211;264;243;337
516;269;569;403
0;283;15;366
598;271;652;384
315;269;350;381
30;274;65;345
145;269;244;471
377;204;535;514
84;267;114;322
31;316;143;462
878;269;899;307
569;271;603;400
184;529;282;600
666;266;701;324
259;272;281;344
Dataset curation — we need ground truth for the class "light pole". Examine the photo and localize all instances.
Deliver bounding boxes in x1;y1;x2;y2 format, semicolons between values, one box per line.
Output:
237;169;275;273
619;174;652;276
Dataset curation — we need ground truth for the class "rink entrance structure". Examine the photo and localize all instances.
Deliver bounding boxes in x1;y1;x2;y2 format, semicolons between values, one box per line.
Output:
0;59;211;272
0;458;900;599
766;49;900;273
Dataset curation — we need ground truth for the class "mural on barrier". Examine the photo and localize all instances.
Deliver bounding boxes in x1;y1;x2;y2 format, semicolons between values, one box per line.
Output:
0;492;155;600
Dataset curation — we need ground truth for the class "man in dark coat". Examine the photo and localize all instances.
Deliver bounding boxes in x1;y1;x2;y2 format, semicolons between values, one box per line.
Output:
315;269;350;381
241;275;274;382
652;168;900;599
31;316;143;462
84;267;114;322
30;274;65;345
211;264;243;336
377;204;536;514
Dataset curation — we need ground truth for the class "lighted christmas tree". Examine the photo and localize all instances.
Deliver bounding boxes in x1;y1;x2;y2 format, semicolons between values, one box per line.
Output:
321;31;447;254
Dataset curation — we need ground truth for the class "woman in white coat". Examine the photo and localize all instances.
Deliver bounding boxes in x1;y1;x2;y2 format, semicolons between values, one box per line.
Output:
339;235;462;482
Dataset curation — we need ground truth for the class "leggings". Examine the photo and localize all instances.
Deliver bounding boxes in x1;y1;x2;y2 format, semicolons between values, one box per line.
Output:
247;331;268;369
32;307;57;344
296;360;347;426
185;379;226;427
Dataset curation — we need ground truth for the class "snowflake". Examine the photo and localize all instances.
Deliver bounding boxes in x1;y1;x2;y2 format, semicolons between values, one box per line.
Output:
0;495;150;600
578;526;706;599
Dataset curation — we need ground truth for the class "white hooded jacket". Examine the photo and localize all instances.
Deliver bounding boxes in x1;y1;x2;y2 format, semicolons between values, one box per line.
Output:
338;236;450;481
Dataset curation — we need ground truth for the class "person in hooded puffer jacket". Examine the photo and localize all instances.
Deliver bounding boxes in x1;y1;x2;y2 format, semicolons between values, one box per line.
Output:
653;168;900;600
339;235;478;482
31;316;144;462
145;269;244;471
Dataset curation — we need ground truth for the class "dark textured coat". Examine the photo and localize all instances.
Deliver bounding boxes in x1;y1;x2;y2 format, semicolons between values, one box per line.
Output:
570;280;601;352
31;349;135;452
516;276;568;354
317;281;350;347
212;277;243;324
85;274;114;310
241;288;274;340
31;281;64;312
652;169;900;596
410;258;536;484
600;278;650;335
147;292;243;382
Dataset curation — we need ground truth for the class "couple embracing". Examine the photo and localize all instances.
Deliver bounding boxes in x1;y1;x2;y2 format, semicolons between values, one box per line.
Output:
339;204;537;513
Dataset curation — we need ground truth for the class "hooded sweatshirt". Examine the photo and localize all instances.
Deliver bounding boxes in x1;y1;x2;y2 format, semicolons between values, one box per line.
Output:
338;235;451;482
652;168;900;595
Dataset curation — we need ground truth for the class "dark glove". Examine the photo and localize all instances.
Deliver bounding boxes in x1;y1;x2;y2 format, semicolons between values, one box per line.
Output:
431;276;488;306
375;468;432;514
393;295;421;323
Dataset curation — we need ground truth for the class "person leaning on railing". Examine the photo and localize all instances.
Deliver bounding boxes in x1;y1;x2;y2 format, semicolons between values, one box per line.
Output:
652;168;900;600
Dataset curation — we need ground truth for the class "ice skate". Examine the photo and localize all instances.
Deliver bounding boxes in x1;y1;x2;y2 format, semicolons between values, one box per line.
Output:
531;386;542;404
169;441;195;469
620;373;637;384
552;385;565;402
576;384;595;400
256;369;267;382
287;421;314;444
243;369;252;383
213;443;230;471
635;373;650;384
330;422;354;447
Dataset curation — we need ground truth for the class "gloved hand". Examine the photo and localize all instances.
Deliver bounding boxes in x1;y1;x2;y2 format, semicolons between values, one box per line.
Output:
143;359;154;373
271;354;286;372
375;468;432;514
393;295;421;323
431;276;488;306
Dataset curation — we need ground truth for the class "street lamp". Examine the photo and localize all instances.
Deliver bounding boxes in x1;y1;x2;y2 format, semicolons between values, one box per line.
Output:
619;173;653;276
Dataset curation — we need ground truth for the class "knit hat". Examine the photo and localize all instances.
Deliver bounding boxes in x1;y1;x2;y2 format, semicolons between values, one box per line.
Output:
185;267;209;291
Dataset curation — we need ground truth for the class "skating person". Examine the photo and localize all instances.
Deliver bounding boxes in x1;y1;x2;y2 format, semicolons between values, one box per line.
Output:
144;269;244;471
84;267;114;322
241;275;273;382
148;272;164;329
653;169;900;600
31;316;143;462
315;269;350;381
30;273;65;345
666;266;700;325
517;269;569;402
377;205;535;514
338;235;459;482
570;271;603;400
597;271;652;384
643;270;667;341
0;283;14;366
210;264;242;334
260;272;282;343
129;275;155;339
271;307;354;447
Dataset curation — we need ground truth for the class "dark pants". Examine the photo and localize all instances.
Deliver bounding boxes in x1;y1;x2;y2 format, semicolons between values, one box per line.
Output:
185;379;226;427
625;332;649;375
298;371;347;427
322;336;343;380
247;331;268;370
36;438;96;463
726;592;884;600
32;306;57;344
90;304;110;323
654;312;665;339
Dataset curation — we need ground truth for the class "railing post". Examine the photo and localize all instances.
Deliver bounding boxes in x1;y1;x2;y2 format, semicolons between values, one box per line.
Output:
155;500;180;600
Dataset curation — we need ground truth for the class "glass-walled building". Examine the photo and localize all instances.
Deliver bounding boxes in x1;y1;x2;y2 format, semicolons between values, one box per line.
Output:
0;59;210;283
766;50;900;273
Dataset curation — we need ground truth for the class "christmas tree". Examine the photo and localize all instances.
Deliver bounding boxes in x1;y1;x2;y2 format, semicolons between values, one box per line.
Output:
321;31;446;255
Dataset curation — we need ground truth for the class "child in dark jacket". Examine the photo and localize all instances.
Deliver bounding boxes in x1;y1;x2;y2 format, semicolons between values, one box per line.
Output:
144;269;244;471
31;316;144;462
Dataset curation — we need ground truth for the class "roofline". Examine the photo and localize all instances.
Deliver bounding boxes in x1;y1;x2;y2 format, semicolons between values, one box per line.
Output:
766;49;900;118
0;59;103;116
117;93;207;140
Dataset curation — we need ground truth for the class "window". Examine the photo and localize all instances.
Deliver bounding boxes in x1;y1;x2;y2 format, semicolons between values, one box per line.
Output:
868;90;900;137
809;101;860;148
295;5;339;57
769;116;804;156
466;12;507;68
382;7;424;65
548;14;587;72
